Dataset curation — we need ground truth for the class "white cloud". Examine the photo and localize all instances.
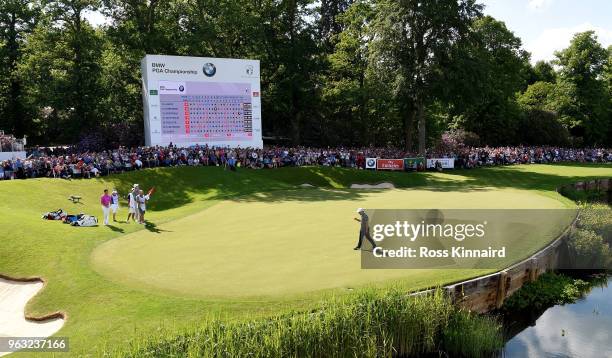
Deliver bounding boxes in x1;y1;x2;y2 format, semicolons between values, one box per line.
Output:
527;0;555;11
526;22;612;63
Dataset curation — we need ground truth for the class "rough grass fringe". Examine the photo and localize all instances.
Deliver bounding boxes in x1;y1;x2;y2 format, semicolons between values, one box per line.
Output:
106;288;503;358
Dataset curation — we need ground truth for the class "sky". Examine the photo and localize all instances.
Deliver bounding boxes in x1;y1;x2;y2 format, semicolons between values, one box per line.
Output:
480;0;612;63
84;0;612;64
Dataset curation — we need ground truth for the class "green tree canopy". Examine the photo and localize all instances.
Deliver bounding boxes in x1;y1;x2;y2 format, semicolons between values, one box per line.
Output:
0;0;610;147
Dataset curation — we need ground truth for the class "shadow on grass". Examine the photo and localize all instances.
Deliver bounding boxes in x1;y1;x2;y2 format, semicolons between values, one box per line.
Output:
549;162;611;169
231;188;367;203
93;164;611;211
440;165;611;191
106;225;124;233
145;221;171;234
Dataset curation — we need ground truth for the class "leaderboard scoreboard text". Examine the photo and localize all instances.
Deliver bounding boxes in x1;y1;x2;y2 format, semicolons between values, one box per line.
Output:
141;55;263;148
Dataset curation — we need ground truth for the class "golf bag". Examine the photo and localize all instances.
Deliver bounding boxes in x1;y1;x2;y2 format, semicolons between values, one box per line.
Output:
42;209;67;220
71;215;98;227
63;214;84;224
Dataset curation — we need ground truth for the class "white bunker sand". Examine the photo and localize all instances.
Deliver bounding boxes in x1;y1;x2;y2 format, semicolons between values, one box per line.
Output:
0;278;64;356
350;182;395;189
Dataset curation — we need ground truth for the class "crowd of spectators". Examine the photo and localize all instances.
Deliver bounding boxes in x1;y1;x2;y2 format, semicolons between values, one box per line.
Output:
0;144;610;180
444;146;612;169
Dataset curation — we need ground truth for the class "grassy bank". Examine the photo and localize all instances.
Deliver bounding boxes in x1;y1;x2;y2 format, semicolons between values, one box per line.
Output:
107;289;502;358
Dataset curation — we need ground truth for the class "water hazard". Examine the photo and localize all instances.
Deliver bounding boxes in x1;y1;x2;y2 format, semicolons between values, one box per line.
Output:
502;275;612;358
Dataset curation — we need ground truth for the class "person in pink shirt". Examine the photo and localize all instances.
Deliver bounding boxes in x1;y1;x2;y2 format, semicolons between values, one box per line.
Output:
100;189;111;226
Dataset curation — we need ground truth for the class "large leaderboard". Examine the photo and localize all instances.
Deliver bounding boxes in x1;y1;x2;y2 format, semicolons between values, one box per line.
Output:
141;54;263;148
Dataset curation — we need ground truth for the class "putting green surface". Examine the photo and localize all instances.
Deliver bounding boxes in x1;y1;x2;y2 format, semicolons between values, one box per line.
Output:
1;164;610;355
92;188;567;297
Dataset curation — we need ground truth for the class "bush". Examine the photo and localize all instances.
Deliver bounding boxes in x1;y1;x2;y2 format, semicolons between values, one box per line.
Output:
568;228;610;269
502;273;590;312
111;289;503;358
578;204;612;245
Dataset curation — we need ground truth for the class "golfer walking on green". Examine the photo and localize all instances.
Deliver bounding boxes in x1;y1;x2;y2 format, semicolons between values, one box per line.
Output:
354;208;377;250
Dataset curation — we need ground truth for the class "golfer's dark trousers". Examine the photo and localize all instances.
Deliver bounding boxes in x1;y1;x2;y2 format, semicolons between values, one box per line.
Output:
356;230;377;248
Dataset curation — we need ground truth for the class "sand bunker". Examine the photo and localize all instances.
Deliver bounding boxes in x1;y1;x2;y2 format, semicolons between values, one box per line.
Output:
299;183;316;188
0;278;64;356
350;182;395;189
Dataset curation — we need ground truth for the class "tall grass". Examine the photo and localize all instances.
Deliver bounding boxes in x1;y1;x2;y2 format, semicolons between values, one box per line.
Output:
106;289;503;358
441;310;503;358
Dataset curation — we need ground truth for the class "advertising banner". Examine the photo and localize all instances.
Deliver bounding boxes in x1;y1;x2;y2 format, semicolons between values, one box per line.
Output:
376;159;404;171
426;158;455;169
403;157;425;170
365;158;377;169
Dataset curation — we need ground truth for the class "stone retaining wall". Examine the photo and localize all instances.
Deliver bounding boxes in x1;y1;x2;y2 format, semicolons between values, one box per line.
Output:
443;217;574;313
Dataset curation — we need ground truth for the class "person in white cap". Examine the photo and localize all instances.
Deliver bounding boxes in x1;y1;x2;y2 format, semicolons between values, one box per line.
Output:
126;184;139;223
353;208;377;250
137;189;150;224
110;189;120;222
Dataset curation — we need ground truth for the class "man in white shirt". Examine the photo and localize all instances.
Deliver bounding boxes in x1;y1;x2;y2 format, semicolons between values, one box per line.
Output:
126;184;139;223
110;190;120;222
137;189;150;224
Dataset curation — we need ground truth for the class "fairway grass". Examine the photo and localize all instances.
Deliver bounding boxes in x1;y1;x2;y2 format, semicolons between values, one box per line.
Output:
0;164;610;355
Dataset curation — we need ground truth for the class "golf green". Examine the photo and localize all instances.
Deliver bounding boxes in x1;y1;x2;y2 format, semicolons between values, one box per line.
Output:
91;187;567;297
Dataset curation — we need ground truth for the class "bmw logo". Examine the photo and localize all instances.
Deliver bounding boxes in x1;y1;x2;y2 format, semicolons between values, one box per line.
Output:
178;85;184;92
246;65;254;75
367;159;376;167
203;63;216;77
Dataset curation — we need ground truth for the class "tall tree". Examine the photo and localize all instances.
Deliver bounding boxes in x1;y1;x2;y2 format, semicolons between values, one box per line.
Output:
180;0;261;58
606;45;612;145
0;0;39;136
532;60;556;83
554;31;609;144
102;0;177;54
19;0;103;142
320;0;373;145
49;0;102;132
318;0;352;47
256;0;319;144
605;45;612;97
101;0;183;143
369;0;482;154
442;16;530;145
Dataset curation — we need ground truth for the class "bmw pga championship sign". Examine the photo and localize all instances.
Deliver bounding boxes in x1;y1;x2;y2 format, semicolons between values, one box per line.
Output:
141;55;263;148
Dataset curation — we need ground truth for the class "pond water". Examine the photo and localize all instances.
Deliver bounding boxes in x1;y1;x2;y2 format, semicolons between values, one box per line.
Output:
502;276;612;358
